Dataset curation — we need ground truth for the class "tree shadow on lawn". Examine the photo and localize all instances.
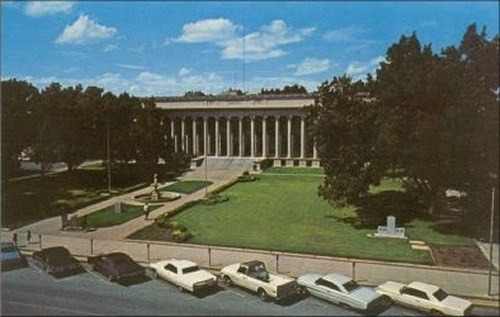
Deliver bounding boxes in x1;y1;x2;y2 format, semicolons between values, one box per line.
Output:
325;190;487;240
325;190;424;229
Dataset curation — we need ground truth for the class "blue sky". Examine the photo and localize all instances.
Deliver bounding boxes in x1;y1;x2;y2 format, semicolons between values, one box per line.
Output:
2;1;498;96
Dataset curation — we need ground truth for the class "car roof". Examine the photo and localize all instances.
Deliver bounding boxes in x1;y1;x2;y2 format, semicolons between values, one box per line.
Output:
105;252;131;260
322;273;353;285
1;242;16;248
170;259;198;269
40;246;70;254
408;281;440;293
242;260;265;267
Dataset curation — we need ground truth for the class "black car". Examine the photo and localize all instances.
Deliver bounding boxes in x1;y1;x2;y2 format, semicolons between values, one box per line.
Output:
88;252;145;282
1;242;28;271
32;246;83;277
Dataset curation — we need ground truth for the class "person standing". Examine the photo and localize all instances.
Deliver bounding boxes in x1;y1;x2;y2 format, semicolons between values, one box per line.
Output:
143;202;150;220
12;232;18;246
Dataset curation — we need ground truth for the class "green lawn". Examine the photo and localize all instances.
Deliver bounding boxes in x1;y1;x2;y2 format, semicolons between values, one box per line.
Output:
169;174;473;264
262;166;325;175
86;203;161;228
160;180;213;194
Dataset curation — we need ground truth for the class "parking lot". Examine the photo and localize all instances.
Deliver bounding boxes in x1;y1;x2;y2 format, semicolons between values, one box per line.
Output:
2;258;499;316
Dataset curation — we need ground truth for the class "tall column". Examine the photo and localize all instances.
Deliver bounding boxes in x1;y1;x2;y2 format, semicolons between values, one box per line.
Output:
181;117;186;152
171;118;176;152
300;116;305;158
203;117;208;156
226;117;231;157
250;116;255;157
239;116;243;157
192;118;197;156
215;117;220;157
275;116;280;158
287;116;292;158
262;116;267;157
313;142;318;159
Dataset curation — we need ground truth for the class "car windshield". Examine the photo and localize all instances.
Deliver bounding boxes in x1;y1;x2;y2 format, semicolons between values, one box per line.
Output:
343;280;360;292
433;288;448;301
182;266;200;274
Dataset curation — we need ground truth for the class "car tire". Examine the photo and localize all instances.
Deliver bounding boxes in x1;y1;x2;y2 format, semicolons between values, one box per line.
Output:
339;303;351;310
222;275;232;286
430;309;444;316
108;274;115;282
258;288;270;302
179;286;185;293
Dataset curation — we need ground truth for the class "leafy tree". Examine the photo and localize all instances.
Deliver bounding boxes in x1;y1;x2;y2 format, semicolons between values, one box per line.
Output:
261;84;308;95
1;79;39;177
183;90;205;97
305;76;383;206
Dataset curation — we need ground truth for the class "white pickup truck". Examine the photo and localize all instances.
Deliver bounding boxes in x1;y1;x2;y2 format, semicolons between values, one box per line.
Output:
376;281;473;316
220;260;304;302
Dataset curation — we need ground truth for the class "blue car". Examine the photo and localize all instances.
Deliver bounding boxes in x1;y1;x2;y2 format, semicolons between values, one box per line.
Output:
1;242;28;271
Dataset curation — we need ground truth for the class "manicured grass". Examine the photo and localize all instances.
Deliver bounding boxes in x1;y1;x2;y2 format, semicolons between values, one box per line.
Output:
166;174;474;264
160;180;213;194
262;166;325;175
86;204;161;228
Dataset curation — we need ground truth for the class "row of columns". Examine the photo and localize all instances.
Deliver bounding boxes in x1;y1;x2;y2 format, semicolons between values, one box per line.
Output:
170;115;318;159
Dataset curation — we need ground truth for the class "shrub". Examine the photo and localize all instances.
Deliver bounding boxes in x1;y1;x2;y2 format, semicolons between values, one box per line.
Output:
238;175;258;182
200;193;229;205
260;159;273;170
242;170;249;176
210;178;239;195
154;214;170;228
172;229;192;242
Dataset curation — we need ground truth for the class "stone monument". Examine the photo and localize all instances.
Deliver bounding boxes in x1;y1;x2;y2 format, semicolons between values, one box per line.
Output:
374;215;406;239
151;173;159;201
114;202;122;214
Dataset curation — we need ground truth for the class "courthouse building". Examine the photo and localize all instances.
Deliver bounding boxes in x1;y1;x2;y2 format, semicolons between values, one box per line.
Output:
156;94;320;167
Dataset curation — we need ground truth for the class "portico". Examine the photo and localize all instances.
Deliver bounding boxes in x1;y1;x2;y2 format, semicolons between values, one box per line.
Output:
156;96;320;167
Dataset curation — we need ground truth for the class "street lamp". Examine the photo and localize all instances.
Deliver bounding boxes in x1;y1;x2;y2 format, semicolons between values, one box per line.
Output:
106;103;112;194
204;121;208;197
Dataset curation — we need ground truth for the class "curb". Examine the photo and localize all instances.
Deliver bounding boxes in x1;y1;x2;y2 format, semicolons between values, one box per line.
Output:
467;297;500;308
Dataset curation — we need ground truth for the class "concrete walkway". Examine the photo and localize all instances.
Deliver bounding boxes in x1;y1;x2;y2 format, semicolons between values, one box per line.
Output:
13;160;249;240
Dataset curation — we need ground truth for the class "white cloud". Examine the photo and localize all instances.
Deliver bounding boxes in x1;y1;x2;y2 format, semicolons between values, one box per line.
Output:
345;56;385;80
222;20;315;61
18;69;322;97
102;44;118;52
25;1;74;17
179;68;192;76
175;18;314;62
116;64;146;70
175;18;240;43
292;58;330;76
55;14;117;45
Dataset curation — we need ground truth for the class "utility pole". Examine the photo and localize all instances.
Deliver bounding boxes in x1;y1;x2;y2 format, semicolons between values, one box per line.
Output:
488;186;496;295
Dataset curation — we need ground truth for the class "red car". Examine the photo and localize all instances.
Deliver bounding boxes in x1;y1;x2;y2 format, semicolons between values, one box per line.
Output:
88;252;145;282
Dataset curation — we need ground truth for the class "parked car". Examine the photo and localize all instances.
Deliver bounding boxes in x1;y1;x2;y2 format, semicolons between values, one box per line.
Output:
1;242;28;271
297;272;390;312
32;246;82;277
376;281;473;316
88;252;145;282
220;260;304;302
149;259;217;295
